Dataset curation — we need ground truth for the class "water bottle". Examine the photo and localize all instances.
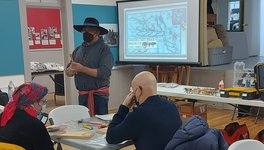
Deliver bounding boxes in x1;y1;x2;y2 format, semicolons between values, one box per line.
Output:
8;81;15;101
245;73;251;88
218;80;225;90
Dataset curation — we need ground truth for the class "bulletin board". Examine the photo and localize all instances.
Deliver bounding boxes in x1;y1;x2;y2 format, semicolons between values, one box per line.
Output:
26;7;62;49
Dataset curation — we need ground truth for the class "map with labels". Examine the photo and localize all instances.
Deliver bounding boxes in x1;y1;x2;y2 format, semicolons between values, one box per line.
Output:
126;3;187;58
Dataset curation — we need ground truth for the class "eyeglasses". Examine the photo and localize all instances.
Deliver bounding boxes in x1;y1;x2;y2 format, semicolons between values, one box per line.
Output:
39;99;47;106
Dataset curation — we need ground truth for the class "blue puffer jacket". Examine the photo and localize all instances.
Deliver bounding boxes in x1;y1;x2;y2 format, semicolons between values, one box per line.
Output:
165;115;229;150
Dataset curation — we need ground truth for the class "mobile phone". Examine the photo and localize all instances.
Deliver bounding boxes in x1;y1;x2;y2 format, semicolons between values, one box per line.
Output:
38;113;48;125
133;96;139;106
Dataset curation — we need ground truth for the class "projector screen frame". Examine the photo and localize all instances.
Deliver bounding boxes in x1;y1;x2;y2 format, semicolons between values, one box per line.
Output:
116;0;201;65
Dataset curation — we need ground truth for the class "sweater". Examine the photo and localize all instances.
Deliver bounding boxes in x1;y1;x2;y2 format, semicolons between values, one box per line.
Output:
106;95;182;150
72;37;114;91
0;109;54;150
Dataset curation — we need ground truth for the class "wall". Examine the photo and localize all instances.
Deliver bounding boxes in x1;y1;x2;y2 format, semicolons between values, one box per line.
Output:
0;0;141;109
70;0;146;109
244;0;260;56
3;0;246;110
216;0;228;29
0;0;63;91
260;0;264;56
190;67;235;110
216;0;261;59
33;0;119;93
0;0;25;89
72;2;118;65
72;0;116;6
227;32;248;60
26;0;64;92
109;65;146;109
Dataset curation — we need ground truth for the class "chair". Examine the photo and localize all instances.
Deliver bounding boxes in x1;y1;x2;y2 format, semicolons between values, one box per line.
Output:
149;65;190;86
0;142;25;150
48;105;90;125
228;139;264;150
150;65;191;102
48;105;90;150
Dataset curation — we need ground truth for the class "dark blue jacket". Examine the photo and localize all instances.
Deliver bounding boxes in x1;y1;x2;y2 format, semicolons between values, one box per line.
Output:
106;95;182;150
165;115;229;150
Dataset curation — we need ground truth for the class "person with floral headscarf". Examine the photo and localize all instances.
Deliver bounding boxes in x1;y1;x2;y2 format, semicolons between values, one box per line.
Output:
0;82;54;150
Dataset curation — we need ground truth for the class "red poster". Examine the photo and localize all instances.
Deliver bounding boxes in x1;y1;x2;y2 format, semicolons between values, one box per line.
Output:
27;7;62;49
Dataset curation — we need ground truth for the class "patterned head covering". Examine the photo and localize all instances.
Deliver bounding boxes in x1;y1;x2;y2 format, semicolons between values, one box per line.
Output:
0;82;48;126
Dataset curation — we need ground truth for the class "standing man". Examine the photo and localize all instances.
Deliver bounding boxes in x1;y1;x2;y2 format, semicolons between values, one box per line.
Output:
66;17;114;116
106;71;182;150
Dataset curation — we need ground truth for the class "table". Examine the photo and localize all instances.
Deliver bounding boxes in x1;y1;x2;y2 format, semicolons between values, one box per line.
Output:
31;70;63;82
49;118;133;150
157;84;264;123
157;84;264;107
31;71;64;105
52;133;132;150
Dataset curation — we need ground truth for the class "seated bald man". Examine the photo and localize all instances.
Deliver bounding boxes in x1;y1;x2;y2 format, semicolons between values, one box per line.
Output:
106;71;182;150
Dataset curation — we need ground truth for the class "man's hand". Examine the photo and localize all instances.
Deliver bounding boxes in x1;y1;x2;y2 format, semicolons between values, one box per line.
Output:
66;67;77;77
70;62;84;72
122;92;135;109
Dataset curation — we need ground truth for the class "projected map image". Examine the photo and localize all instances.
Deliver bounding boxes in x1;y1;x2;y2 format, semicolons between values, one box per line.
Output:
126;4;187;58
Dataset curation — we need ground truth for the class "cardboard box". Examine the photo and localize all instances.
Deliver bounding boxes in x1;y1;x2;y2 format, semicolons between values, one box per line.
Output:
179;103;207;115
180;112;207;123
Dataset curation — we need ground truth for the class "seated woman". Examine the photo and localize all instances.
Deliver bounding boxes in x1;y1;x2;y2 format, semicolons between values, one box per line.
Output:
0;82;54;150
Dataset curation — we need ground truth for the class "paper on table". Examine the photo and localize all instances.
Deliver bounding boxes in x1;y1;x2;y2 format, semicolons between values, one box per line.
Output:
95;114;115;121
157;83;179;88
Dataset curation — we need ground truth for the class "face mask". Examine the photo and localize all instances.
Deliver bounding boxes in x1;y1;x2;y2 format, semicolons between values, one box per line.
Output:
83;32;94;43
36;103;46;120
37;112;42;120
41;104;46;113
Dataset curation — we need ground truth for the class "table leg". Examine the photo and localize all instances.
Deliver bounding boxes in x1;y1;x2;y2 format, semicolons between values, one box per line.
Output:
231;104;237;120
48;75;57;106
255;107;261;124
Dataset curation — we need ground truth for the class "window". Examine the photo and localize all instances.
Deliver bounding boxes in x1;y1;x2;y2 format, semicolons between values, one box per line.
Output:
227;0;244;32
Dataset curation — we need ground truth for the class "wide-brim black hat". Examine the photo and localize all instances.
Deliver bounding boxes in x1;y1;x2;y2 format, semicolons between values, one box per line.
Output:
73;17;108;35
